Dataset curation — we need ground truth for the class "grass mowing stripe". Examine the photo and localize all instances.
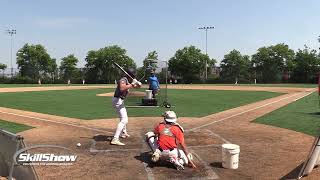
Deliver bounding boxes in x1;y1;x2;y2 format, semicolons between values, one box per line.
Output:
0;89;113;120
0;119;33;133
254;92;320;136
167;89;282;117
0;89;282;120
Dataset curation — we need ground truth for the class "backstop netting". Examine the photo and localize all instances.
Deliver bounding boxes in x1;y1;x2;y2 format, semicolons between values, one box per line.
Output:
0;129;38;180
125;61;170;108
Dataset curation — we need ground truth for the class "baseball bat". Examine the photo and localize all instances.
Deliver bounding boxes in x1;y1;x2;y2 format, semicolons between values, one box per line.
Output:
112;60;134;80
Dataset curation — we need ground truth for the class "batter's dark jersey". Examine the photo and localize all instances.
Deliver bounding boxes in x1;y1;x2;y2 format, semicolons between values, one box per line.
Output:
114;77;129;99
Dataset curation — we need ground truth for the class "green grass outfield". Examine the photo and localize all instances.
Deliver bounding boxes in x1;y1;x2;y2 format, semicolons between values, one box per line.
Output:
0;119;33;133
0;83;317;88
0;89;281;119
0;84;108;88
254;92;320;136
175;84;317;88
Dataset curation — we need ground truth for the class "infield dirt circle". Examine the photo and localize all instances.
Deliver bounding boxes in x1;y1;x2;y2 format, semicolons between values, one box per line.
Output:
0;85;318;180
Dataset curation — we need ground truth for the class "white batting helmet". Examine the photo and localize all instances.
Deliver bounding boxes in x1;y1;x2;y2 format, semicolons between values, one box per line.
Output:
163;111;177;123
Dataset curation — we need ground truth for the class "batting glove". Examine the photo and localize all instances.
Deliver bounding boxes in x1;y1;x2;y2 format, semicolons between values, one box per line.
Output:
131;78;138;85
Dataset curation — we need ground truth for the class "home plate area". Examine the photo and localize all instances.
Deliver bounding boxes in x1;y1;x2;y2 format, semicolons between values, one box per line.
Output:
88;130;222;179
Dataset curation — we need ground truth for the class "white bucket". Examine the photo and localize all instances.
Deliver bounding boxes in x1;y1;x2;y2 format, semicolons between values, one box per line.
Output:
222;144;240;169
145;90;153;99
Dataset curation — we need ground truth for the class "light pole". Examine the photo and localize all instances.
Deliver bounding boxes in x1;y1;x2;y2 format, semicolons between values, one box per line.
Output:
253;63;257;84
6;29;16;77
162;60;168;105
198;26;214;79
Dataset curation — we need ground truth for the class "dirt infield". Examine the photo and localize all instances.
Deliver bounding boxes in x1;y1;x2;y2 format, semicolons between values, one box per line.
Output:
0;85;319;180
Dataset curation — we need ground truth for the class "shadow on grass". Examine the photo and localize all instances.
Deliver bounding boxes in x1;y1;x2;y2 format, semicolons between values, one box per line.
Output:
308;112;320;116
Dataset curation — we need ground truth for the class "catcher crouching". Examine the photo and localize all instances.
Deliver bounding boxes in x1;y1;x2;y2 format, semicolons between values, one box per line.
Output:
145;111;197;170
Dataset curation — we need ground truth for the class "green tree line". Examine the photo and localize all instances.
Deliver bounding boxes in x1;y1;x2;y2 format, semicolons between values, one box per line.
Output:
219;44;320;83
1;40;319;84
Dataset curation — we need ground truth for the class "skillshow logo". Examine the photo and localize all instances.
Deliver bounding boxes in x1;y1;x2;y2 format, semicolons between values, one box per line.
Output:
13;145;78;166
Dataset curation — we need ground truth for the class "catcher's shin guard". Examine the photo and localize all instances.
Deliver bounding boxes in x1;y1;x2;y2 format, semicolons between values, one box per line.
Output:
169;157;184;171
178;150;188;165
145;132;157;152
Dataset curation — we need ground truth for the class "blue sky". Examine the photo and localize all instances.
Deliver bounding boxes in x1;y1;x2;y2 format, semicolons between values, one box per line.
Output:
0;0;319;68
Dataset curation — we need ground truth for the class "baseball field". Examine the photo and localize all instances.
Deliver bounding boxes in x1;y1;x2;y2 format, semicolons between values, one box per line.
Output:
0;84;319;179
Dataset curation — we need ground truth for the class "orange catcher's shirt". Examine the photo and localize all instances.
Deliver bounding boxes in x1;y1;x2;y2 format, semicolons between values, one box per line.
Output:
154;123;184;150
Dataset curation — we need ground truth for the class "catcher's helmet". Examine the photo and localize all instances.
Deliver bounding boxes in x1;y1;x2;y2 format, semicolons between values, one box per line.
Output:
163;111;177;123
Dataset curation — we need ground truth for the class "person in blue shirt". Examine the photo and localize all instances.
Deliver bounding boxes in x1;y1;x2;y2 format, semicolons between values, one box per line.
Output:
148;71;160;98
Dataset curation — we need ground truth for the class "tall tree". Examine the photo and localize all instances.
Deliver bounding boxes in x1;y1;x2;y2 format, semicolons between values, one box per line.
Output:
143;51;158;67
251;43;295;83
16;43;56;80
48;58;58;83
0;63;7;76
59;54;79;81
85;45;136;83
168;46;215;83
137;51;159;81
291;46;320;83
0;63;7;71
220;50;250;83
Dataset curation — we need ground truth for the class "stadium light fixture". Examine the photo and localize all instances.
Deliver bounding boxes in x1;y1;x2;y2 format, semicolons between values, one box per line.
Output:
198;26;214;79
6;29;17;77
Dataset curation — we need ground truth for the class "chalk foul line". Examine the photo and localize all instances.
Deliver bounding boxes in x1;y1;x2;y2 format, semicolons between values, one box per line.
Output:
190;91;314;131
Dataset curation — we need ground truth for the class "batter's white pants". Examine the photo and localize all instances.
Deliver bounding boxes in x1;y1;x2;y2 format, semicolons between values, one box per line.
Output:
112;97;128;139
145;132;188;165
